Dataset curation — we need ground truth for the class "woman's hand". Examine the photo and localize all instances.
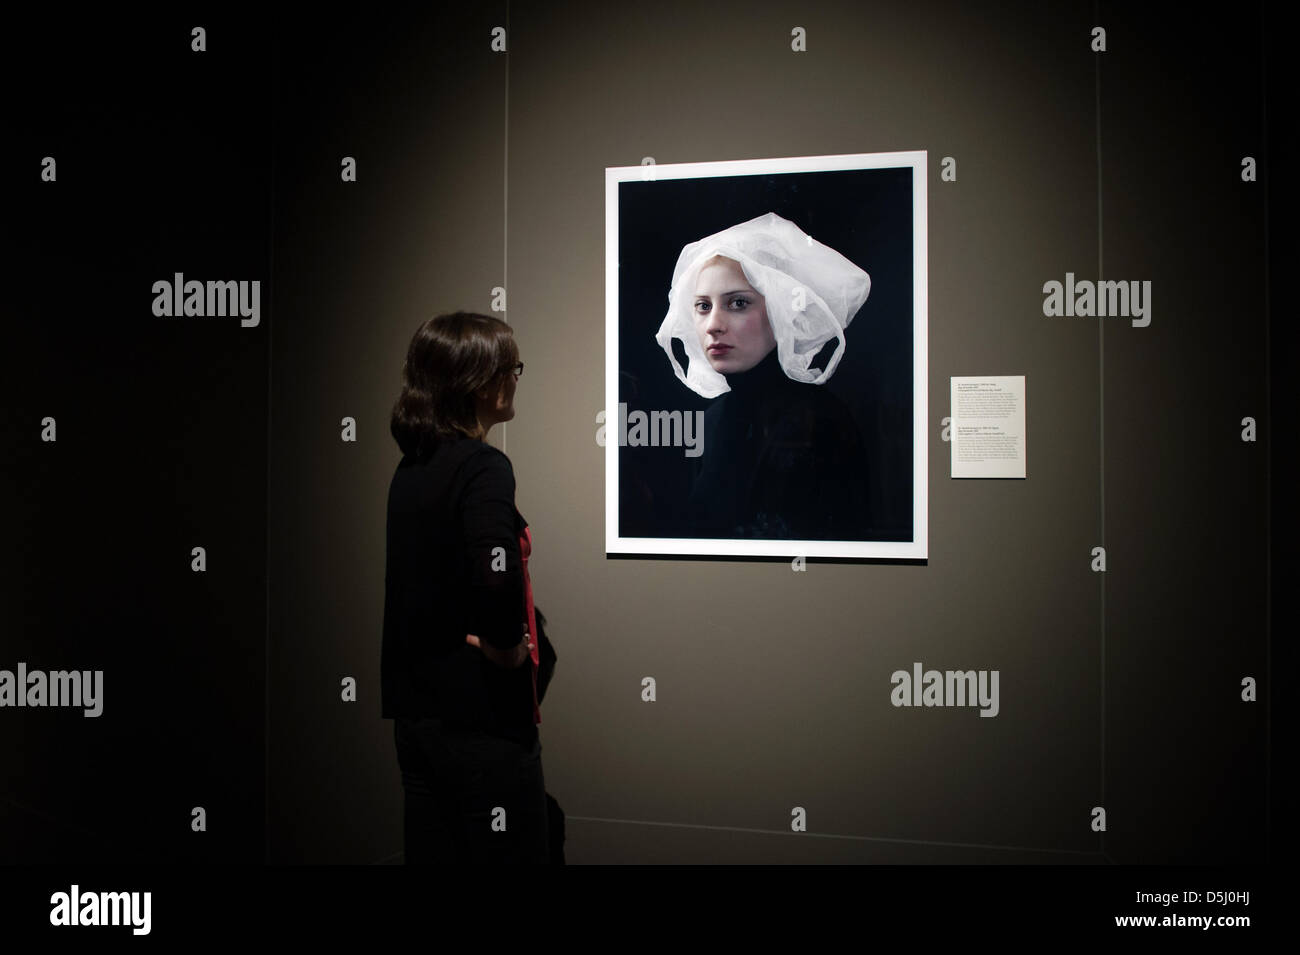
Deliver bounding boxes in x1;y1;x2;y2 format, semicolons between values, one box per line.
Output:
466;629;532;669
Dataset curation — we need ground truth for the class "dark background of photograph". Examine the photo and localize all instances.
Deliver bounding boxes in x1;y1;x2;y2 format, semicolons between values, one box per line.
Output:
617;167;914;542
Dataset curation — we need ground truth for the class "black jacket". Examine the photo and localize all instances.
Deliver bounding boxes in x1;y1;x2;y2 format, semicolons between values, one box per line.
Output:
381;435;544;742
684;348;872;540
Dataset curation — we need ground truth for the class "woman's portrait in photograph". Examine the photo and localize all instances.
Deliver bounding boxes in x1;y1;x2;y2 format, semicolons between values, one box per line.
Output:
605;152;929;560
656;211;872;542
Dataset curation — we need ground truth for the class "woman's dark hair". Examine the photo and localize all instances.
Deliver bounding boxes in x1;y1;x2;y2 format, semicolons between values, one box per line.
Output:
390;311;519;457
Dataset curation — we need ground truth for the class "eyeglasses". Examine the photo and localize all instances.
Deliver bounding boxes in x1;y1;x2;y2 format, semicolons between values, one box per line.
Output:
508;362;524;380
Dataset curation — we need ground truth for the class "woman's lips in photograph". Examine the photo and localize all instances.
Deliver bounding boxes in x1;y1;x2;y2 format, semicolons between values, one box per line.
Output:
707;344;733;354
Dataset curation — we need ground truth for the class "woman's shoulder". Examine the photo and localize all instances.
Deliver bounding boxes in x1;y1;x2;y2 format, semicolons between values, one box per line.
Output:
415;434;506;457
461;437;511;464
400;436;512;474
448;437;514;483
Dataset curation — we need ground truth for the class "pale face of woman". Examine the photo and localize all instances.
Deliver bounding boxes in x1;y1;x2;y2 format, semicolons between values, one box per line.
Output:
692;257;776;375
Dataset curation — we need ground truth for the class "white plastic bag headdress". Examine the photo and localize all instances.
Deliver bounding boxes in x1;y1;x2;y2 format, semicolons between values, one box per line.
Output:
655;211;871;398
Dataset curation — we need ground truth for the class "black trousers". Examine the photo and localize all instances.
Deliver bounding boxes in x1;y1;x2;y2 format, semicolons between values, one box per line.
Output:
394;716;562;864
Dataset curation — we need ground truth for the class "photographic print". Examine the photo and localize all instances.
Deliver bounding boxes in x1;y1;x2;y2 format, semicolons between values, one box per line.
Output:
605;151;928;559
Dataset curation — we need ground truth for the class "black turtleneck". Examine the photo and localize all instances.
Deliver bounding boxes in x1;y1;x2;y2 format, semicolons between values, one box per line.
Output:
682;348;872;540
720;344;791;398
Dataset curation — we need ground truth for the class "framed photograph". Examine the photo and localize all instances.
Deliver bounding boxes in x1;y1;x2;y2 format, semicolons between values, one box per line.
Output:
604;151;927;560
